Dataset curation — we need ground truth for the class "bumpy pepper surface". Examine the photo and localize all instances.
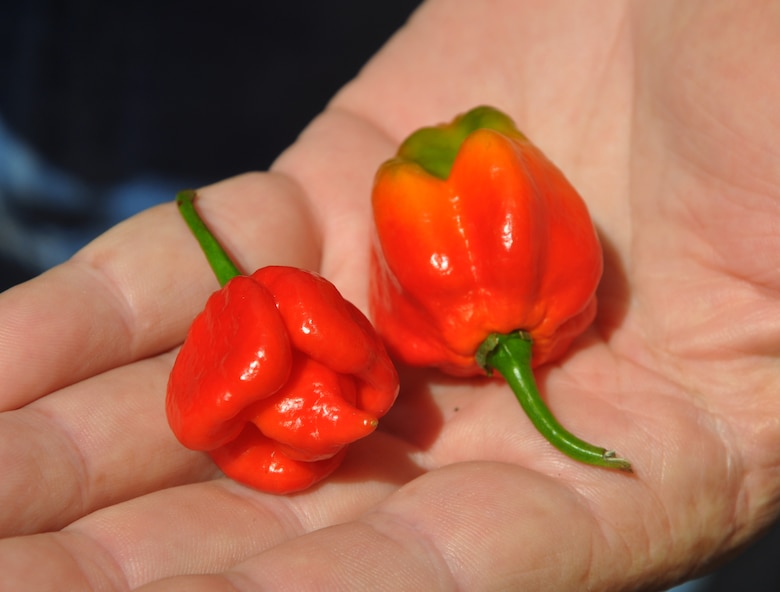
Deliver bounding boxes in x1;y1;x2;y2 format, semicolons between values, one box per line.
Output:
370;106;630;471
167;192;399;494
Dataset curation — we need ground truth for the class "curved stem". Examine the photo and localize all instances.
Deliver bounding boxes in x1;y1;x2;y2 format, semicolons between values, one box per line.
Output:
176;190;242;286
480;331;632;472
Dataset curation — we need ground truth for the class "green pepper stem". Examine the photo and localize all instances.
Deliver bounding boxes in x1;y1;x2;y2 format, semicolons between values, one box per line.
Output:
480;331;632;472
176;190;243;286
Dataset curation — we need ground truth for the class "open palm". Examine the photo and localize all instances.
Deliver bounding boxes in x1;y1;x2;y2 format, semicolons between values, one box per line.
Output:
1;2;779;590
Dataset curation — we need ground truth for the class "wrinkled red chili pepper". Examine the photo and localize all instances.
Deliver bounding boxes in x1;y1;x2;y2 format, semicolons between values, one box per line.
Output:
167;191;399;494
370;106;630;471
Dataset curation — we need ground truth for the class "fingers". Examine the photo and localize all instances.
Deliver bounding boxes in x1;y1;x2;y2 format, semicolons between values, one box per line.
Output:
0;530;124;591
0;353;216;536
0;434;416;590
0;173;320;410
128;455;738;592
0;409;739;592
130;463;608;592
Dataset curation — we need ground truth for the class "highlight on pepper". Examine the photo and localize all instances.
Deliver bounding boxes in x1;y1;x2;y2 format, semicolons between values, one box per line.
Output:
369;105;632;472
167;191;399;494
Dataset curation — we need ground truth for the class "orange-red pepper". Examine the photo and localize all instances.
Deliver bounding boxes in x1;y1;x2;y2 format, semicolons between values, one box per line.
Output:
167;192;399;494
370;106;630;471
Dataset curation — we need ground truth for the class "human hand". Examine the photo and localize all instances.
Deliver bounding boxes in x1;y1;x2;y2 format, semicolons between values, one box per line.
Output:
1;1;779;590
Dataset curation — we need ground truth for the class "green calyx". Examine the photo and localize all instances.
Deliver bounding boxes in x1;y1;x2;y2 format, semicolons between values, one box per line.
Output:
396;105;527;180
479;330;633;473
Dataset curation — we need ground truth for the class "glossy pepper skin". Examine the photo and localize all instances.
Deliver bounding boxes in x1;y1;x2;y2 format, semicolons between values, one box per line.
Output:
370;106;630;471
167;192;399;494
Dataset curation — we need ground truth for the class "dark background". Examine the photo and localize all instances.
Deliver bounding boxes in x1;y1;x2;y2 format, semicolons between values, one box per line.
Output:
0;0;422;287
0;2;778;590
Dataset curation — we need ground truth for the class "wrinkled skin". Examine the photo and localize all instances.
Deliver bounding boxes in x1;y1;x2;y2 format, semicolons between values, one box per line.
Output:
1;1;779;590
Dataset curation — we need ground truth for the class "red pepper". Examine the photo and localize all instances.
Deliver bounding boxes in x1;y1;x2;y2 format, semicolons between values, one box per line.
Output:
167;192;399;494
370;106;630;471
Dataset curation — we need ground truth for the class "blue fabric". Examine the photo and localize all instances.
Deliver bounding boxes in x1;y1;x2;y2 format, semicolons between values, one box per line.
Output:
0;0;421;286
0;115;192;272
